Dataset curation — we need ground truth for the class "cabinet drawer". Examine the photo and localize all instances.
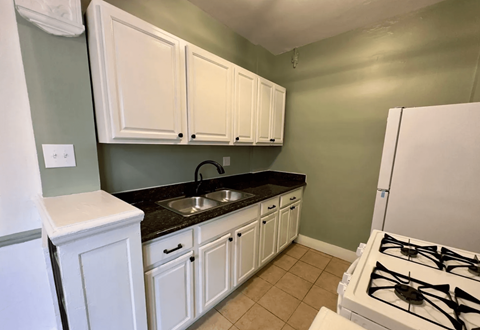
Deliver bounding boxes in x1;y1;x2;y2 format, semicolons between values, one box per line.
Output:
198;205;259;244
260;197;279;216
143;229;193;269
280;188;303;208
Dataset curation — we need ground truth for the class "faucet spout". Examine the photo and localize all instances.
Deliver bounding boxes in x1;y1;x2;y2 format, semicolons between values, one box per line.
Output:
194;160;225;195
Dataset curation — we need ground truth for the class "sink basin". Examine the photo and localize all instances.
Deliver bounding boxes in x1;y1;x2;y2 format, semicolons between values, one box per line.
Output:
204;189;254;203
156;197;220;216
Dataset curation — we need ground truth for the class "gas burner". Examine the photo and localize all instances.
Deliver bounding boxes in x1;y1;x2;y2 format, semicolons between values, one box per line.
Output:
442;247;480;282
380;234;443;269
401;246;418;258
468;265;480;276
394;284;424;305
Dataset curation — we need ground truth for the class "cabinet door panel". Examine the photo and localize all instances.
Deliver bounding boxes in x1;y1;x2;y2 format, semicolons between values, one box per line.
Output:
145;251;194;330
234;68;257;144
272;85;286;144
187;45;233;142
198;233;231;313
100;4;184;141
259;213;278;267
277;207;290;252
234;220;259;286
256;78;274;143
288;202;301;242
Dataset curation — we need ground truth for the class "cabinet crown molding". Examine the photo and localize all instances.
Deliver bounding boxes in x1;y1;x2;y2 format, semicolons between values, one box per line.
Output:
15;0;84;37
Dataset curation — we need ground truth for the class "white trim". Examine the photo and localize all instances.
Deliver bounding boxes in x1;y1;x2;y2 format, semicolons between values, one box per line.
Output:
295;234;357;262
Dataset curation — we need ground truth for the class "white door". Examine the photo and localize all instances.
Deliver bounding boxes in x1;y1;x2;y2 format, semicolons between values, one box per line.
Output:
198;233;231;313
259;212;278;267
233;220;259;286
97;2;185;142
271;85;286;144
233;67;257;144
288;202;301;242
256;77;274;143
383;103;480;251
186;45;233;143
145;251;194;330
277;207;290;252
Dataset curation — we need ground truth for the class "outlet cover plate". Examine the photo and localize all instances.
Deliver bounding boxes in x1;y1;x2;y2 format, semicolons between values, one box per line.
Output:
42;144;76;168
223;157;230;166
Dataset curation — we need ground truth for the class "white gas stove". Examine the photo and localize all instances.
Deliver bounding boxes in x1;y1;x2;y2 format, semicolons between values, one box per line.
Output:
337;230;480;330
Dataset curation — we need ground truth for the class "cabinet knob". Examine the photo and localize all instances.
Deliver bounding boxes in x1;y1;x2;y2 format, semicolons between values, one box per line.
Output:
237;233;242;237
290;206;296;210
191;134;196;139
228;237;233;242
190;256;195;262
235;137;239;141
178;133;183;138
262;220;266;224
270;139;274;142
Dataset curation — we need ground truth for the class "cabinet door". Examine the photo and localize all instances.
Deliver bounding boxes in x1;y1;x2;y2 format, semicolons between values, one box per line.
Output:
233;220;259;286
186;45;233;143
233;67;257;144
288;202;301;242
259;213;278;267
145;251;194;330
91;2;185;142
198;233;231;313
271;85;286;144
277;207;290;252
256;77;274;143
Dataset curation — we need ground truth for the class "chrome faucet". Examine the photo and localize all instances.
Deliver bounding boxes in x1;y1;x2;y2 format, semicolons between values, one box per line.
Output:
194;160;225;195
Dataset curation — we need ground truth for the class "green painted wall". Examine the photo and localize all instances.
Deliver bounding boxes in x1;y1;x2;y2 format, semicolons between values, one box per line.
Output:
16;14;101;197
96;0;278;193
265;0;480;251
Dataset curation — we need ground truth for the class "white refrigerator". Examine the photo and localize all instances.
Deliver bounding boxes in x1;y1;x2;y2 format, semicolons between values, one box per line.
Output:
371;102;480;252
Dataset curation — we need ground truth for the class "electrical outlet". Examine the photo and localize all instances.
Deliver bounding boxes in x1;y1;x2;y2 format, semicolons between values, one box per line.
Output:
42;144;76;168
223;157;230;167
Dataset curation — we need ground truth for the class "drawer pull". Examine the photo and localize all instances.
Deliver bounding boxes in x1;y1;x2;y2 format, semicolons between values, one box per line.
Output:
290;206;296;210
268;205;276;210
163;244;182;254
262;220;267;224
290;196;297;201
237;233;242;237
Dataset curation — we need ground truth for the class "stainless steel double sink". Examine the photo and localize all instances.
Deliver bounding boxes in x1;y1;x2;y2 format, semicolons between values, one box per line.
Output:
156;189;255;217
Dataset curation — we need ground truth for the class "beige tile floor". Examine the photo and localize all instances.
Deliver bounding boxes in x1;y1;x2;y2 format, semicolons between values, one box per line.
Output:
188;243;351;330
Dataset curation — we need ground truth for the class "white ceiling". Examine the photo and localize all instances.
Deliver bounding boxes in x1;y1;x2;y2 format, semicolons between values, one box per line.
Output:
188;0;445;55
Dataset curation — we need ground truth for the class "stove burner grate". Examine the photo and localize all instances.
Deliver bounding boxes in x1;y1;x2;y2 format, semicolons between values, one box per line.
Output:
468;265;480;276
394;284;424;305
442;247;480;282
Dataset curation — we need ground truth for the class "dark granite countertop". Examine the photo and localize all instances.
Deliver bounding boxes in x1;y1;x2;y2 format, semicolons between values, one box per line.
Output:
114;171;306;243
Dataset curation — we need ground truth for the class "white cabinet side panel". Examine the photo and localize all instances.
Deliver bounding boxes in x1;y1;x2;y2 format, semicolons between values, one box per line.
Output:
384;103;480;252
377;108;402;190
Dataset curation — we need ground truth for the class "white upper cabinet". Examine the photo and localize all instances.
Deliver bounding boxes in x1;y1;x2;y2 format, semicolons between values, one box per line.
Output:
272;85;286;145
87;1;186;144
256;77;286;145
256;77;274;144
233;67;257;144
186;45;233;143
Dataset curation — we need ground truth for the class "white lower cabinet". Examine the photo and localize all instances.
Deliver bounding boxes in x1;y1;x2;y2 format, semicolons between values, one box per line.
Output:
277;207;290;252
258;212;278;267
233;220;259;286
288;201;301;242
198;233;232;313
145;251;195;330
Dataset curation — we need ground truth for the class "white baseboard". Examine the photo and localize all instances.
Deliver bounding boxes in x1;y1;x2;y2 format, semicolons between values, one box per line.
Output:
295;234;357;262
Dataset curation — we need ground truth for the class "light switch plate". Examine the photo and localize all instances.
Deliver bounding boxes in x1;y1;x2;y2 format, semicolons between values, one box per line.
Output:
223;157;230;166
42;144;76;168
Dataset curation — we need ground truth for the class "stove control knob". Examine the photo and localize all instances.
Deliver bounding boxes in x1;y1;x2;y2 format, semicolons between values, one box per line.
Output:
356;243;366;257
337;282;347;296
